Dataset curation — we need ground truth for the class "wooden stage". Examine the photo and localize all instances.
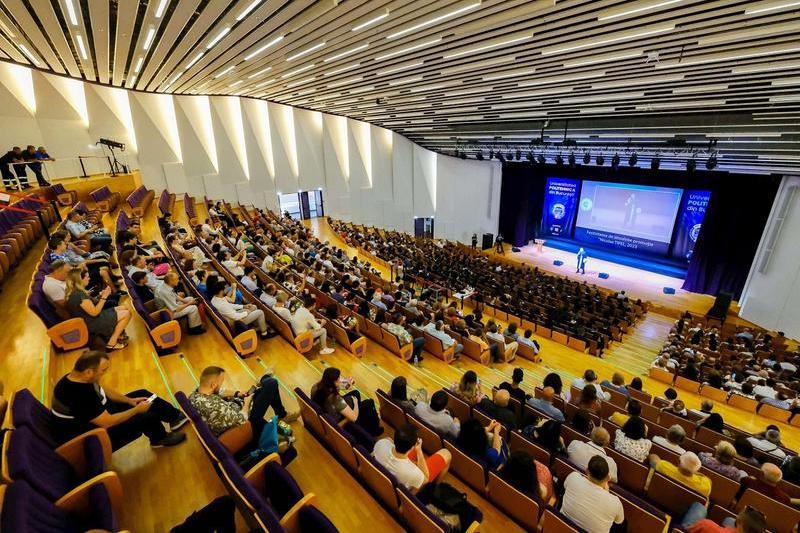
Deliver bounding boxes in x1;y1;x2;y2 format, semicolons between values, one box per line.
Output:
490;241;730;320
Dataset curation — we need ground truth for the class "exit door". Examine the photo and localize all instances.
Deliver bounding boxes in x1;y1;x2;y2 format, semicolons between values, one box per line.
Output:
414;217;434;238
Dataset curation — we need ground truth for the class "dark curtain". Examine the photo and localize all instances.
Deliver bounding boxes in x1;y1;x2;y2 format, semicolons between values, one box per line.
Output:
498;164;547;247
682;174;780;299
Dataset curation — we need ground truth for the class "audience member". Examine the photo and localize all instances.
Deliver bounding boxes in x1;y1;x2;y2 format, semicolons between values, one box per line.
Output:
747;428;786;459
311;367;381;436
498;367;529;403
543;372;564;397
450;370;485;406
372;424;451;493
600;373;628;396
683;505;766;533
478;389;517;429
560;456;625;533
652;425;687;454
737;463;792;505
209;280;270;338
414;390;460;438
156;272;205;335
390;376;422;412
289;294;334;355
570;369;611;401
497;450;555;505
65;269;131;351
526;386;565;422
649;451;711;498
567;427;618;483
455;418;506;470
698;441;747;481
614;416;652;462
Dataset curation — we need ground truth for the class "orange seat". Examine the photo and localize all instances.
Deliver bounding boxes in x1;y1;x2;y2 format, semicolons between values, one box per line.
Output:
736;488;800;533
486;471;541;531
649;367;675;384
645;472;707;518
758;403;791;423
674;376;702;394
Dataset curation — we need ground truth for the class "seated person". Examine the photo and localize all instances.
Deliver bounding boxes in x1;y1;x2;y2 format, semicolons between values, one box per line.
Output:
497;450;556;506
609;398;645;428
570;369;611;402
747;428;786;459
649;451;712;499
736;462;796;506
600;373;628;396
560;456;625;533
289;294;334;355
49;235;116;290
578;384;601;413
414;390;460;438
503;323;540;355
526;386;565;421
189;366;293;447
681;504;766;533
126;253;166;290
52;350;187;450
65;268;131;351
390;376;426;412
485;324;517;362
131;270;155;301
42;260;73;319
450;370;485;406
372;424;451;493
652;424;687;454
385;313;425;361
698;441;747;481
478;389;517;430
566;427;618;483
155;272;205;335
311;367;382;437
64;210;112;252
218;248;247;277
422;320;463;355
209;280;269;338
614;416;652;462
499;367;529;404
455;418;506;470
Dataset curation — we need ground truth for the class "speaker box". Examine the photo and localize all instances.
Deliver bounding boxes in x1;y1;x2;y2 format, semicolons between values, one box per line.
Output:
481;233;494;250
663;287;676;294
707;291;733;320
598;272;609;279
511;246;521;252
553;260;564;266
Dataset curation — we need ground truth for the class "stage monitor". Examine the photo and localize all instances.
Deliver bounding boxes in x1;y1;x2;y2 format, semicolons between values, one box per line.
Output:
574;180;683;256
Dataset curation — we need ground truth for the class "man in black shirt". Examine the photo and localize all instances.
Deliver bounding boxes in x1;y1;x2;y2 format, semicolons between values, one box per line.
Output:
0;146;28;190
52;350;187;450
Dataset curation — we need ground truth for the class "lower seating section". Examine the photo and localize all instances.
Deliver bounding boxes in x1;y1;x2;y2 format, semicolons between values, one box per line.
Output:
0;193;57;284
126;185;154;217
0;389;124;531
158;188;175;216
90;185;120;212
174;392;336;532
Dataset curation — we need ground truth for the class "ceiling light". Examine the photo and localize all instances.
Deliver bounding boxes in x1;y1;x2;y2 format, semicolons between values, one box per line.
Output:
732;60;800;74
517;71;605;87
598;0;682;21
0;19;16;37
387;1;480;39
563;51;642;68
64;0;79;26
254;78;276;88
236;0;263;20
214;65;235;78
282;64;315;78
18;44;40;65
207;27;230;49
325;63;359;76
746;0;800;14
247;67;272;79
230;80;243;87
443;33;531;59
155;0;169;18
656;44;800;68
244;35;284;60
352;11;390;32
286;76;315;88
129;75;137;84
482;68;535;81
76;34;88;60
324;44;368;62
286;42;325;61
389;76;423;86
185;52;204;70
143;27;156;50
542;24;674;55
375;37;442;61
328;76;362;88
377;62;423;76
134;57;143;73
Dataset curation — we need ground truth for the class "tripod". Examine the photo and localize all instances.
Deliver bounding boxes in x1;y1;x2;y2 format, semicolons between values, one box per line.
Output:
106;146;128;176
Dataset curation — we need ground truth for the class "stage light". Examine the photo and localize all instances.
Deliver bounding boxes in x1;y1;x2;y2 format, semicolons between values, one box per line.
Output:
515;149;521;161
686;158;696;172
596;154;605;165
583;152;590;164
611;153;620;169
568;152;576;167
537;154;546;165
476;151;484;160
705;154;717;170
651;156;661;170
628;152;638;167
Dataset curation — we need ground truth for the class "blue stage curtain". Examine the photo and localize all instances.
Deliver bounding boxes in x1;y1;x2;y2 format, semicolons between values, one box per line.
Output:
498;164;547;247
681;174;780;299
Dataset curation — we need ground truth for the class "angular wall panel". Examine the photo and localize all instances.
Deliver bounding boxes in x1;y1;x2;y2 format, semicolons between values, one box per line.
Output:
294;108;324;191
268;102;298;194
413;144;436;218
174;95;217;178
241;98;275;194
210;96;248;182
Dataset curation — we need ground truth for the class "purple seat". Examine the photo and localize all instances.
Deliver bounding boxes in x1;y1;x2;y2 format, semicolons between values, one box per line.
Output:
5;426;107;501
1;479;118;533
342;421;376;450
260;461;305;516
298;505;339;532
9;389;72;447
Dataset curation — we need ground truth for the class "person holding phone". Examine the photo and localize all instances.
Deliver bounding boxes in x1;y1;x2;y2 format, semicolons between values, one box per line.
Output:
65;268;131;351
51;351;187;450
372;424;451;493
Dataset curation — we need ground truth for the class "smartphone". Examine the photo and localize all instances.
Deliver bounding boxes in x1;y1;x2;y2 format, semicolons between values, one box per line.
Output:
145;393;157;403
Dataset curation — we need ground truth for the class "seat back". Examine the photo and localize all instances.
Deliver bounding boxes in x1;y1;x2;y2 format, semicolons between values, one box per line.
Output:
508;430;551;465
611;486;668;533
736;488;800;533
540;508;580;532
699;385;728;403
758;403;792;423
0;479;93;532
627;388;652;405
320;415;359;472
398;486;449;533
376;389;407;429
293;388;325;439
645;472;706;517
649;367;674;384
658;410;695;435
297;505;339;533
694;426;732;447
486;471;540;531
674;376;702;394
353;445;400;511
406;413;443;455
604;447;649;494
442;440;487;493
699;465;739;508
727;394;758;412
3;426;76;501
443;389;472;423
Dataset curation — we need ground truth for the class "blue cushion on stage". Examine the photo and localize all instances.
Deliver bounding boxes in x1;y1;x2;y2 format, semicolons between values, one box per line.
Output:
663;287;676;294
598;272;609;279
553;260;563;266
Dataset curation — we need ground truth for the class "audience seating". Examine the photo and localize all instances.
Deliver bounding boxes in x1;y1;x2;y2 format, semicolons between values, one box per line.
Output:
645;472;707;517
158;188;175;216
735;488;800;533
126;185;154;217
184;194;199;226
539;507;581;532
49;183;78;206
89;185;120;212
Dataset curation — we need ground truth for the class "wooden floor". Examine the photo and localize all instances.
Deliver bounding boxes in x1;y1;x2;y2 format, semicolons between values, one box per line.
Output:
2;184;797;532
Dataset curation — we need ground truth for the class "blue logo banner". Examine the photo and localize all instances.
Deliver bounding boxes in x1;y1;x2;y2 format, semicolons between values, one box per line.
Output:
541;178;580;237
672;189;711;261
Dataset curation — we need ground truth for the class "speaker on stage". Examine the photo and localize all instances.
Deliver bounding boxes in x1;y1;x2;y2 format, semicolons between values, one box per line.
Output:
598;272;609;279
707;291;733;320
481;233;494;250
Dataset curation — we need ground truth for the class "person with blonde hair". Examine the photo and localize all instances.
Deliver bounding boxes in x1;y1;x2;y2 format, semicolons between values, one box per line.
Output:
65;269;131;350
450;370;485;406
699;440;747;481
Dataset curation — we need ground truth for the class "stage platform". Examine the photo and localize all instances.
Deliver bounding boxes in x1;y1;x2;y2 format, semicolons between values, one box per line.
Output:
491;242;734;319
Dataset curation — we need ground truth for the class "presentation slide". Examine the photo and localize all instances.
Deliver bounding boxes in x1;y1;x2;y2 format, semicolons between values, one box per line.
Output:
574;181;683;255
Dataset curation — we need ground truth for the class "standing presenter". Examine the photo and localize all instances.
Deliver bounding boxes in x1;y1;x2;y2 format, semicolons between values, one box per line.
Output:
576;247;587;275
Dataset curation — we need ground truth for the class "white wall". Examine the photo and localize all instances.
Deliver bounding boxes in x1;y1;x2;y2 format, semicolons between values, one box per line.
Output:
0;63;499;243
739;175;800;339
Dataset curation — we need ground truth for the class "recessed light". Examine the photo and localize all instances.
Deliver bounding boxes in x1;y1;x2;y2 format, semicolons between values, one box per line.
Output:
244;35;284;61
76;34;88;60
64;0;79;25
214;65;235;78
387;1;480;39
375;37;441;61
247;66;272;79
143;27;156;50
286;42;325;61
282;64;315;78
324;44;368;62
352;11;389;31
155;0;169;18
236;0;263;21
207;27;230;49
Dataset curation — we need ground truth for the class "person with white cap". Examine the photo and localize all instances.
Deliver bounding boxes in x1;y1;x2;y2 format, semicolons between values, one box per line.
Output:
649;451;711;498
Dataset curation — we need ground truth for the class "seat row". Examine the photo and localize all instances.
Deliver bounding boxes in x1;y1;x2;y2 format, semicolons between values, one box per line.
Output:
1;389;125;532
173;392;338;532
48;182;78;206
126;185;154;217
89;185;120;212
158;188;175;216
0;193;58;282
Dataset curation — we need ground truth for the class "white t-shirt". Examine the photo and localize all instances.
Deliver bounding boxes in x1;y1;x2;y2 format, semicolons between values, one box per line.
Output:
43;276;66;304
372;438;425;490
561;472;624;533
222;260;244;278
652;435;686;454
566;440;618;483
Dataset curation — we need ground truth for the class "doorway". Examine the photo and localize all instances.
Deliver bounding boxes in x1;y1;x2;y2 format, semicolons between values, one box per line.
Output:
278;189;324;220
414;217;434;238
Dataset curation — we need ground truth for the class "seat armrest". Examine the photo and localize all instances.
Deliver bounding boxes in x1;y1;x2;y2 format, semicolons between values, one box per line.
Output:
55;471;124;519
55;428;113;478
243;451;282;490
219;421;254;455
279;493;317;532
